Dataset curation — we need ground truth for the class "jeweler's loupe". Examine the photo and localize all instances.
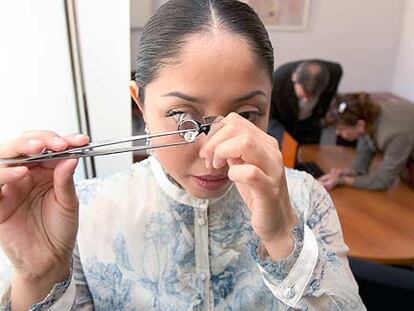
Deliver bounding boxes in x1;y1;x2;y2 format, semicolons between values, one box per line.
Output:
177;116;223;143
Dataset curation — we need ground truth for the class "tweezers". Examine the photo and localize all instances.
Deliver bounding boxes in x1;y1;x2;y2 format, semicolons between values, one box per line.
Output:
0;119;214;165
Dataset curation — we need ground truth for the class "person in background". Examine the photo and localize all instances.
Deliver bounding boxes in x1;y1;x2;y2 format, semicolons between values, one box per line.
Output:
319;92;414;191
269;60;342;144
0;1;365;310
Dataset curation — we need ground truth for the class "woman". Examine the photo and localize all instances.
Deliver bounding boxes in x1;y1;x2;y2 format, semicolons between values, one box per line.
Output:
0;1;364;310
319;92;414;191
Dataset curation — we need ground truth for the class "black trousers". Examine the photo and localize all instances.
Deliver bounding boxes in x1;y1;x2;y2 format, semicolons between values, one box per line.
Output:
296;118;322;144
348;257;414;310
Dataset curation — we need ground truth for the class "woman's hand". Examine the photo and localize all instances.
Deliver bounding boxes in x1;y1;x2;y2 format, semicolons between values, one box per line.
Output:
329;167;356;177
319;167;356;191
0;131;88;309
200;113;297;260
318;173;341;191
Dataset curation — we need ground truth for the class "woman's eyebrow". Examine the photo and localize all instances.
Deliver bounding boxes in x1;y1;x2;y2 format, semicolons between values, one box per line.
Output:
234;90;267;102
162;90;267;104
162;91;201;103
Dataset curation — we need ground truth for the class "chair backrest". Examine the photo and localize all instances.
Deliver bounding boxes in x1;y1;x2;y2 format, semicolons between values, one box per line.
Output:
281;131;298;168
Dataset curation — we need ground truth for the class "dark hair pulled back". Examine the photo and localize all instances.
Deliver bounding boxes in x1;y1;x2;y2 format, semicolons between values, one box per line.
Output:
135;0;274;102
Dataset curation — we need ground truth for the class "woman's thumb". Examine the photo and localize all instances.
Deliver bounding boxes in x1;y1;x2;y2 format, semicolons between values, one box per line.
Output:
53;159;79;210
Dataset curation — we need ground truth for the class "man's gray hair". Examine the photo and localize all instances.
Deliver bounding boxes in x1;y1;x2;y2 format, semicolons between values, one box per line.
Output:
294;61;330;97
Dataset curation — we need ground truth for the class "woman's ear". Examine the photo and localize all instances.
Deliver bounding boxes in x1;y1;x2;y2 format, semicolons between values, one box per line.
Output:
291;72;297;83
129;81;145;115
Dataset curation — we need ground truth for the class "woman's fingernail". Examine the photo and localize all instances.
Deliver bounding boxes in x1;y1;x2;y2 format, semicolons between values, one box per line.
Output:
75;134;86;139
213;159;222;169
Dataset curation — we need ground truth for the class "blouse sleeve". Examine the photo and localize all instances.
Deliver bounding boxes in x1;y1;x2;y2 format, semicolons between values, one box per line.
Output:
252;176;366;310
0;245;94;311
353;134;413;190
72;245;94;310
352;136;376;175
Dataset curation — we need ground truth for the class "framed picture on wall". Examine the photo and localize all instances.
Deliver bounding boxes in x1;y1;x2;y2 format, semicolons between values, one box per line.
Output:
130;0;310;31
241;0;311;31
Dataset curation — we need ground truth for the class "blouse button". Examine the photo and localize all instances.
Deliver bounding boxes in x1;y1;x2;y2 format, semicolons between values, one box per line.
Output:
283;286;296;299
199;272;207;281
196;217;206;226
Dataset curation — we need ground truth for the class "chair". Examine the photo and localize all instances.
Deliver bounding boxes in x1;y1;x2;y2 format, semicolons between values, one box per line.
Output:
348;257;414;309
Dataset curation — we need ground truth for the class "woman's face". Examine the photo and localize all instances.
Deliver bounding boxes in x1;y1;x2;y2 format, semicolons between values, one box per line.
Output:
137;32;272;199
335;122;365;141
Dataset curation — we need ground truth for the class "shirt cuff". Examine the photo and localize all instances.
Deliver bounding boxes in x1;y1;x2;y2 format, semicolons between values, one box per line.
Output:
0;269;76;311
30;273;75;311
253;218;304;281
0;281;11;311
251;219;319;308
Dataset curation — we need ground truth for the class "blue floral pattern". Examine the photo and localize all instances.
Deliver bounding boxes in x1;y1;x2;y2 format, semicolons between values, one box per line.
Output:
0;159;365;310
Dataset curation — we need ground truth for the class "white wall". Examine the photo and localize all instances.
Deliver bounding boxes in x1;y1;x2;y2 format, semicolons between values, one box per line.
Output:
0;1;85;181
130;0;406;93
270;0;405;93
75;0;132;176
392;0;414;102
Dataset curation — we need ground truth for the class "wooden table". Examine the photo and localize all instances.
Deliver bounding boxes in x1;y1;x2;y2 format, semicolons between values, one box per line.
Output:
299;145;414;265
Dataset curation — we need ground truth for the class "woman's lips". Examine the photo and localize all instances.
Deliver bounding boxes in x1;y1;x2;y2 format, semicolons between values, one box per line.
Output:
192;175;229;191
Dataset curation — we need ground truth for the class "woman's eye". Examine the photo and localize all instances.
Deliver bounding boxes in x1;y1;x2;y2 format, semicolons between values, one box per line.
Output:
166;110;188;121
238;111;263;122
166;110;184;118
165;110;201;123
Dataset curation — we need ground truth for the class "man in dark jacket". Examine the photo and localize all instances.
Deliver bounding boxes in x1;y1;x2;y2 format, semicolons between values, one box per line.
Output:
270;60;342;144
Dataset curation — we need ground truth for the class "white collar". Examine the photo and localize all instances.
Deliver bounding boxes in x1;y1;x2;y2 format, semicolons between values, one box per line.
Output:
149;156;233;209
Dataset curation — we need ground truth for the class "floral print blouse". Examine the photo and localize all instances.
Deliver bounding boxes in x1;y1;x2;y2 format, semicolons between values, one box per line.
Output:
0;156;365;310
